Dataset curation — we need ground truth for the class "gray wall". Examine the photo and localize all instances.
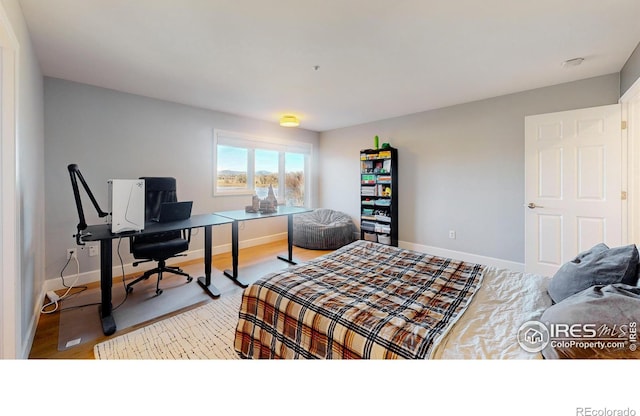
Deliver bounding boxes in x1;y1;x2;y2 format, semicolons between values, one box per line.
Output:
44;78;320;280
2;0;45;357
621;41;640;96
318;74;620;264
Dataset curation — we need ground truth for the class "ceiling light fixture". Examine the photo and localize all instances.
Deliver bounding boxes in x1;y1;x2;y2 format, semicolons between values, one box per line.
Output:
280;115;300;127
561;57;585;69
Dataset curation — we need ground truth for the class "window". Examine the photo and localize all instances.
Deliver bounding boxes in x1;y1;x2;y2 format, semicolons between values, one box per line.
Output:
216;145;248;192
213;130;311;207
254;149;278;199
285;152;305;207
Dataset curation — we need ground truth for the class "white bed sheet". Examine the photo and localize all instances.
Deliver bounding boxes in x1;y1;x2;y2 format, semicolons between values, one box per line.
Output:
432;266;552;359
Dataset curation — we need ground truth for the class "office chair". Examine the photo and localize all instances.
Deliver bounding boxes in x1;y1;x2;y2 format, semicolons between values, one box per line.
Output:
126;177;192;296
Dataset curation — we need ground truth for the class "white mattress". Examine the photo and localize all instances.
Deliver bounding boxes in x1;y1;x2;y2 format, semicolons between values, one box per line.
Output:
432;266;552;359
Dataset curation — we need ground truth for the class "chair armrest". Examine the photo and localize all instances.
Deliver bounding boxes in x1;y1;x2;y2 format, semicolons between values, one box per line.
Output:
182;228;192;243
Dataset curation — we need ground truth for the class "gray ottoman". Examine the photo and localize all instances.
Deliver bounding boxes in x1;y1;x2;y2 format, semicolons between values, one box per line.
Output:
293;208;356;250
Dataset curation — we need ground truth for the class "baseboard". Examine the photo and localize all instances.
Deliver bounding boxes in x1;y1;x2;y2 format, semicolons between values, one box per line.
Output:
23;288;46;359
44;232;287;292
398;241;524;272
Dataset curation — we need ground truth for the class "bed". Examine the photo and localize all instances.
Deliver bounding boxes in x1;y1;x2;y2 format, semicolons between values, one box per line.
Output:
234;240;553;359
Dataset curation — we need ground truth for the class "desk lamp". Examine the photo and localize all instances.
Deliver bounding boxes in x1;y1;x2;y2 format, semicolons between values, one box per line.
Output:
67;163;109;245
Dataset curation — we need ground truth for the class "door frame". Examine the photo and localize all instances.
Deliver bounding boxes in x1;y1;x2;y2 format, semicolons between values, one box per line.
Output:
0;4;20;359
620;77;640;247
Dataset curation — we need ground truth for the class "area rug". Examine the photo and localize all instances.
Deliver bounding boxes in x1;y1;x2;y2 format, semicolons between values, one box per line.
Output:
56;268;213;351
94;289;243;359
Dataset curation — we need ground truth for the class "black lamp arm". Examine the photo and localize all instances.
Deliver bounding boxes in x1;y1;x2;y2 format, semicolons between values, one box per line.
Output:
68;163;109;245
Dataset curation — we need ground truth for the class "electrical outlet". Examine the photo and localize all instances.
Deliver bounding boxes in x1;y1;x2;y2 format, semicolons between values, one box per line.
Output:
449;230;456;239
88;245;98;257
66;248;77;260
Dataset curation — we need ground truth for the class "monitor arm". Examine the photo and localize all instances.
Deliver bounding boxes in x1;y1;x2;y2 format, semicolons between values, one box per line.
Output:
68;164;109;245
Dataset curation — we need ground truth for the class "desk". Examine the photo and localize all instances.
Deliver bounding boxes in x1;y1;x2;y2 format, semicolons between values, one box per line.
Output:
81;213;233;335
215;206;312;288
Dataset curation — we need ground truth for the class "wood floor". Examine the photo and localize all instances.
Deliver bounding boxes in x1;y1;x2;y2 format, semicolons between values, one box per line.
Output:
28;240;332;359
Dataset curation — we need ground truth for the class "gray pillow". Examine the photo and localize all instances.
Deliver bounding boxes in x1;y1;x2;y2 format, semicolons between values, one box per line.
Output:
541;283;640;359
547;243;639;304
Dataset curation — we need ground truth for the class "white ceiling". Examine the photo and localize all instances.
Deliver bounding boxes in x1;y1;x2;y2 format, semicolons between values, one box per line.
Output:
18;0;640;132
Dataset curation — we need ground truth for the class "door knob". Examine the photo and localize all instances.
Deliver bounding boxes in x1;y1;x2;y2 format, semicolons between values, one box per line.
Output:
527;203;544;209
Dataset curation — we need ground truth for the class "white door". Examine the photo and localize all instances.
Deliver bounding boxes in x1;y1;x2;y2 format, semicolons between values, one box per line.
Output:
524;104;623;277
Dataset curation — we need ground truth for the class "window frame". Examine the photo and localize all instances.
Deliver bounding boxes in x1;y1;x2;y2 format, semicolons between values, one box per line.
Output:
212;129;312;207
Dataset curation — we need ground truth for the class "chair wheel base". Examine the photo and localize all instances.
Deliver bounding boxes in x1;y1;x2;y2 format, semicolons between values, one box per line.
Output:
127;260;192;297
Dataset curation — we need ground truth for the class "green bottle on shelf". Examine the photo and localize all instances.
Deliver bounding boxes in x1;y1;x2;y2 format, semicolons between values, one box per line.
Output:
374;135;379;150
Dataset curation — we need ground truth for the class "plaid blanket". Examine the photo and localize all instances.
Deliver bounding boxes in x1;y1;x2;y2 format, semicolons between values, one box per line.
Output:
234;240;484;359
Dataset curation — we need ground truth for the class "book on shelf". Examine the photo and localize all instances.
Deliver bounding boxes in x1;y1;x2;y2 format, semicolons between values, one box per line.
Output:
375;224;391;233
375;214;391;223
361;186;376;196
361;174;376;184
361;221;376;231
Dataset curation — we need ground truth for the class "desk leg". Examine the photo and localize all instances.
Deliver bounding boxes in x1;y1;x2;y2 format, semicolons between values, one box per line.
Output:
197;224;221;298
99;239;116;335
277;213;298;265
224;220;249;288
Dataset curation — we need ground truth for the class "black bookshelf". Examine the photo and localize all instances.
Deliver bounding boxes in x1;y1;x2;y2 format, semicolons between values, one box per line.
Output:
359;146;398;246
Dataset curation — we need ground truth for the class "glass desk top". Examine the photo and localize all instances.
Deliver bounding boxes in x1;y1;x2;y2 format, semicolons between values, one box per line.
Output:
214;205;312;221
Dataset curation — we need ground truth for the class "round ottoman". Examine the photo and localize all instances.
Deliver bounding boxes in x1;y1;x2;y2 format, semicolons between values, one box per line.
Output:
293;208;356;250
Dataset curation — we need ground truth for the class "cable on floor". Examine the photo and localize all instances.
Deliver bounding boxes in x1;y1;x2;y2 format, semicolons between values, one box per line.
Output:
40;252;84;314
